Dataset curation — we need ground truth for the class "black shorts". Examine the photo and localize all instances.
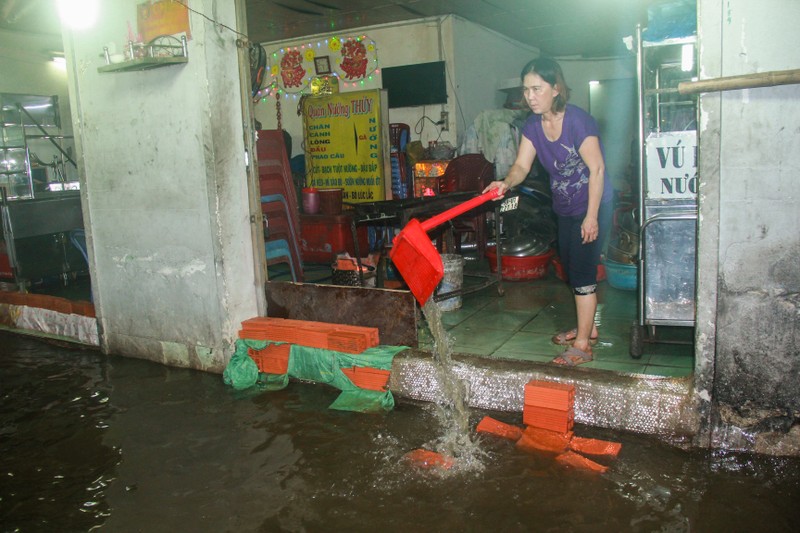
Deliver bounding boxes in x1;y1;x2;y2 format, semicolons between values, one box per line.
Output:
557;202;612;292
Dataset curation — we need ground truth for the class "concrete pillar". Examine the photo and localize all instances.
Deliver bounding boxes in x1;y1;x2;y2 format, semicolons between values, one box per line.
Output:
697;0;800;453
63;0;262;370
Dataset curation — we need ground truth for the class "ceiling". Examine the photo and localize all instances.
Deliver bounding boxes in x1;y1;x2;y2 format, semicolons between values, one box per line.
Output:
1;0;651;58
244;0;649;58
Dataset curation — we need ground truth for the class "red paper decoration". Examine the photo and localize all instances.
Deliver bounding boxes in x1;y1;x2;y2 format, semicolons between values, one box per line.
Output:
340;39;367;79
280;50;306;88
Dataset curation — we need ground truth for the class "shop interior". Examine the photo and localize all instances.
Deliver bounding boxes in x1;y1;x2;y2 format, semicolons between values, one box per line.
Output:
250;17;697;377
0;1;695;378
260;116;693;377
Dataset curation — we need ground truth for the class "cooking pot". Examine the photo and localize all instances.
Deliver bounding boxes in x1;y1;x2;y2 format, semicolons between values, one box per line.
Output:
607;242;636;265
500;234;552;257
617;227;639;255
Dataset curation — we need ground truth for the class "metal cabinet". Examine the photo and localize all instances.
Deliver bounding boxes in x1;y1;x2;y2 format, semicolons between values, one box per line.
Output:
630;25;698;358
1;191;85;282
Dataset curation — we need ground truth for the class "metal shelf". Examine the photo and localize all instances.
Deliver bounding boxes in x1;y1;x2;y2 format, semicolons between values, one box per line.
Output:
98;56;187;73
98;36;188;74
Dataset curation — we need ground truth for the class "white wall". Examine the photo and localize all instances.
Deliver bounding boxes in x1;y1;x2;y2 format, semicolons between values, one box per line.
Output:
255;16;542;163
255;17;451;160
562;57;637;194
560;57;636;111
450;16;539;142
63;0;260;369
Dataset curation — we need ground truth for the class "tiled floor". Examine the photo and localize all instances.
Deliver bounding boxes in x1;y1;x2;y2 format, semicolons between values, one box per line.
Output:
273;258;695;378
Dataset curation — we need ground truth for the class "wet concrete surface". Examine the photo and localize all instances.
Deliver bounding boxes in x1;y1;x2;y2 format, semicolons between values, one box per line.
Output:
2;330;800;532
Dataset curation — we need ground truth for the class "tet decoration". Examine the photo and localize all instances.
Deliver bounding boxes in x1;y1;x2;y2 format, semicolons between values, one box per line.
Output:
340;39;368;79
258;34;379;100
280;49;305;88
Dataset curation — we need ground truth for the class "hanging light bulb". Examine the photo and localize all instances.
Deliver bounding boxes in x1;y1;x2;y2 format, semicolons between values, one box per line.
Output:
56;0;99;30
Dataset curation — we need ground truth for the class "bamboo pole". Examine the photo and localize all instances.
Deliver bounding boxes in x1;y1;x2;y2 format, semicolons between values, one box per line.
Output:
678;68;800;95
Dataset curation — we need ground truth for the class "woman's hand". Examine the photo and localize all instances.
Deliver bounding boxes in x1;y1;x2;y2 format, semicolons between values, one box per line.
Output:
483;179;509;199
581;216;599;244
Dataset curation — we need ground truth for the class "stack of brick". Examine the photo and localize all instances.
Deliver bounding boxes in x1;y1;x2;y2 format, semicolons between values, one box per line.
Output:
475;379;622;474
239;317;390;391
523;380;575;433
238;317;379;354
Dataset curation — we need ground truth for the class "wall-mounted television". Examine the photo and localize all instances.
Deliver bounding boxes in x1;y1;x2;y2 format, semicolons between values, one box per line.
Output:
381;61;447;109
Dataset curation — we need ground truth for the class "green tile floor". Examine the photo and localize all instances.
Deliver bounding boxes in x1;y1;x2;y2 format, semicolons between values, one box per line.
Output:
273;258;695;378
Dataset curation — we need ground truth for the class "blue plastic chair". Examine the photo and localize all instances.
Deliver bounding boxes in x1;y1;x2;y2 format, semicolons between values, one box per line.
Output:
261;194;302;281
69;229;89;266
265;238;298;281
69;228;93;302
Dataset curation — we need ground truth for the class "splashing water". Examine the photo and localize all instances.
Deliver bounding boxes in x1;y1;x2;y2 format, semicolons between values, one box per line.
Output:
420;298;486;474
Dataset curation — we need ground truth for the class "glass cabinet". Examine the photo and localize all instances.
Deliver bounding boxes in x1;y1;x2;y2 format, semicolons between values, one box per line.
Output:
1;93;75;200
631;26;698;357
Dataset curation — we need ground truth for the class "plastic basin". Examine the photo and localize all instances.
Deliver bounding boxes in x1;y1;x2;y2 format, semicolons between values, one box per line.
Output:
486;247;555;281
602;258;637;290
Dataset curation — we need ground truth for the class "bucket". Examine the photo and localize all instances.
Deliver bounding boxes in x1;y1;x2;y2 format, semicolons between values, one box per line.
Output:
302;187;320;214
319;188;343;215
436;254;465;311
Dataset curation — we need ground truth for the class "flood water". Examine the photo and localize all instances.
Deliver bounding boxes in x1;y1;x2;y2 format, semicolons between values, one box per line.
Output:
2;330;800;532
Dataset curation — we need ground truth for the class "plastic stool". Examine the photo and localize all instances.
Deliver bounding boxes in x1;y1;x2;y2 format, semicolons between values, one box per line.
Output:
266;238;298;281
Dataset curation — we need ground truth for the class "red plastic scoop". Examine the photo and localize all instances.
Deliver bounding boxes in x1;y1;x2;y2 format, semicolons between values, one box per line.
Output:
389;189;501;305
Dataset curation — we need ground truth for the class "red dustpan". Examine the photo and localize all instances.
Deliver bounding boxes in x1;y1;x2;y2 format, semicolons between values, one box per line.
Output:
389;189;501;305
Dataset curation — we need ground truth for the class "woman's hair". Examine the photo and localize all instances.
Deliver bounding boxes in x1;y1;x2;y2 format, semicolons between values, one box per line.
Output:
520;57;571;112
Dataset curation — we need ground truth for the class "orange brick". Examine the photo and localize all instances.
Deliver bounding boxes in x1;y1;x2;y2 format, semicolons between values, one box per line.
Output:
402;448;454;470
239;317;379;352
0;291;26;305
555;451;608;473
523;405;574;433
516;426;573;454
524;380;575;411
328;331;369;353
476;416;523;441
341;366;390;391
568;437;622;459
248;343;291;374
70;300;96;317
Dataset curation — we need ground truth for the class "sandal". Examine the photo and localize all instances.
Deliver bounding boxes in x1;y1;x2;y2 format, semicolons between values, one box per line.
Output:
551;328;599;346
552;346;594;366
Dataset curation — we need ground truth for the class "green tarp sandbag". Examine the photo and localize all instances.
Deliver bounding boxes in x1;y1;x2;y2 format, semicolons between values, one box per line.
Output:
288;345;406;413
258;371;289;391
329;389;395;413
223;338;266;390
227;337;408;412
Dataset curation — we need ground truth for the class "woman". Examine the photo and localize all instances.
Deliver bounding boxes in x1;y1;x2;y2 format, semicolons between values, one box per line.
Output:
484;57;613;366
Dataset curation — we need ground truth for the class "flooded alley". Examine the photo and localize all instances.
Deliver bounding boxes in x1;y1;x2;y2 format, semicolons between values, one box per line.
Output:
2;330;799;532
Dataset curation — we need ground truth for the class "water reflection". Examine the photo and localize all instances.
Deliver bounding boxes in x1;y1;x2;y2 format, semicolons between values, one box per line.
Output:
1;331;799;532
